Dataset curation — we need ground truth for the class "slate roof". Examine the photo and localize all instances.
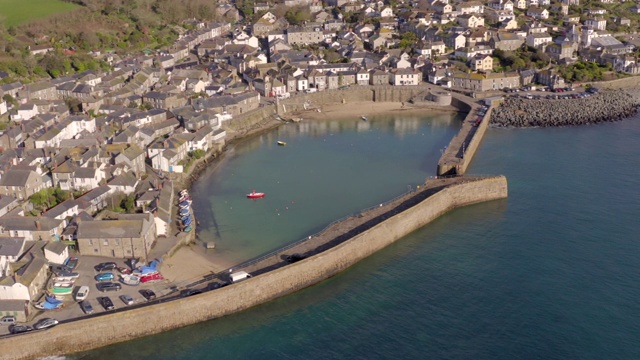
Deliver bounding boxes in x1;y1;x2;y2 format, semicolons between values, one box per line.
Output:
0;237;26;257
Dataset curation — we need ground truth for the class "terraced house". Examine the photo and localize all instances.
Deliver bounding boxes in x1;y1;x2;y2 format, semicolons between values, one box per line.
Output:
76;213;156;261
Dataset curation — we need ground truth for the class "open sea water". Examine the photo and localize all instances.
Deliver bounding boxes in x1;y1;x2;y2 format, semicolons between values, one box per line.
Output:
76;112;640;360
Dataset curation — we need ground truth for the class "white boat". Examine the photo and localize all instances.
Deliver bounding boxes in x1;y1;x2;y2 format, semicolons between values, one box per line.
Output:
120;274;141;286
180;189;188;196
277;141;287;146
361;116;368;121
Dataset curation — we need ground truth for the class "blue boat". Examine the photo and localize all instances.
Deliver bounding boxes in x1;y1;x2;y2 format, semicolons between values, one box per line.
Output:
181;215;191;222
183;218;192;226
179;209;190;216
179;201;191;208
184;225;193;232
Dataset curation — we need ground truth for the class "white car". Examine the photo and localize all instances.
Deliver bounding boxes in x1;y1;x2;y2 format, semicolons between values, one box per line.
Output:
75;286;90;302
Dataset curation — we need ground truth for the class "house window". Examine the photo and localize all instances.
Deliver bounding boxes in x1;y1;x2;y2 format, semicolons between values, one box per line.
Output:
103;239;108;246
94;248;99;253
115;239;120;246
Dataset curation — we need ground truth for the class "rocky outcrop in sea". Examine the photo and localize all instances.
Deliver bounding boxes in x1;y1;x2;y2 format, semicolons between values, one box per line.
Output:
490;89;639;127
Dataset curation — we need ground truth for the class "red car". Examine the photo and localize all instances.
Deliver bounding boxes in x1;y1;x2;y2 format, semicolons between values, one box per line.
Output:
117;267;132;275
140;273;164;283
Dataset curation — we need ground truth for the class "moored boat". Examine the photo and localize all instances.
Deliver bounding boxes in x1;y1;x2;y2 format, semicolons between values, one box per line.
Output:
180;189;188;196
183;217;192;226
184;225;193;232
246;190;265;199
277;141;287;146
361;116;368;121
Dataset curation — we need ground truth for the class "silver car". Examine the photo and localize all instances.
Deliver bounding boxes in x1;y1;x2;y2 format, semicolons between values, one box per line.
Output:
80;300;94;314
119;294;134;306
34;318;59;330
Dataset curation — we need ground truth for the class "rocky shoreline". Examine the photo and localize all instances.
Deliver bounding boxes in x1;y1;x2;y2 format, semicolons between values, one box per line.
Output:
490;89;640;127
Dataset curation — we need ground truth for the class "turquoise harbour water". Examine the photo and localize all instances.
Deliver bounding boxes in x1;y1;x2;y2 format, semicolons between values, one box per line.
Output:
77;112;640;360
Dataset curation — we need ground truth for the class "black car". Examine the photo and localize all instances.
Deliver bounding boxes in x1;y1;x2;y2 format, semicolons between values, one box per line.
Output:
97;282;122;292
94;262;117;272
9;324;33;334
180;289;202;297
285;253;307;263
139;289;156;301
206;281;229;291
98;296;115;310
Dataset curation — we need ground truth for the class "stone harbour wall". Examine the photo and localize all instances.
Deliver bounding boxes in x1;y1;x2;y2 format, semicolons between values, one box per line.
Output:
0;176;507;360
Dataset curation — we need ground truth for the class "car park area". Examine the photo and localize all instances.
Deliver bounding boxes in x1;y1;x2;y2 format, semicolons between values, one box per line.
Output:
0;255;172;336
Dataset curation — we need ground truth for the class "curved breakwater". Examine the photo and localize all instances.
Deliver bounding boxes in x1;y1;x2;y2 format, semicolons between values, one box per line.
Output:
490;89;639;127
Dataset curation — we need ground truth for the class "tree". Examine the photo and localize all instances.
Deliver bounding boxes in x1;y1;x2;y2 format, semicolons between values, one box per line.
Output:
64;97;83;113
398;32;418;49
512;58;526;69
121;194;136;213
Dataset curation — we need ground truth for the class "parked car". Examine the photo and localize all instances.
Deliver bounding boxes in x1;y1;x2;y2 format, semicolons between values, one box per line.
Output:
139;289;156;301
180;289;202;297
119;294;134;305
75;285;90;302
9;324;32;334
95;272;115;282
97;282;122;292
34;318;59;330
64;257;79;270
206;282;229;291
98;296;115;310
94;262;117;272
285;253;307;263
80;300;94;314
140;273;164;283
1;315;16;325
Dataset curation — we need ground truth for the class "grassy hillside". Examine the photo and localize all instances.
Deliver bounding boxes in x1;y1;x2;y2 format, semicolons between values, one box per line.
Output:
0;0;79;27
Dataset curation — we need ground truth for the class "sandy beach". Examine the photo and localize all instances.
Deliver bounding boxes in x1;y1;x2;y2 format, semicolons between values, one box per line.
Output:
290;101;458;121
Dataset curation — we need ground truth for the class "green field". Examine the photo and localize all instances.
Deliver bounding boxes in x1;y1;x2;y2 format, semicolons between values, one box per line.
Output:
0;0;78;27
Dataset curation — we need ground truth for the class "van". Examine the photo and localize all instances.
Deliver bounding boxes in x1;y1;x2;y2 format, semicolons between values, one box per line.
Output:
229;271;252;283
1;316;16;325
304;88;317;93
75;285;90;302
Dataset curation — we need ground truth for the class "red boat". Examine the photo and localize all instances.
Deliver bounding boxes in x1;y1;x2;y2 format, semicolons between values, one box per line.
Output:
247;190;265;199
140;273;164;283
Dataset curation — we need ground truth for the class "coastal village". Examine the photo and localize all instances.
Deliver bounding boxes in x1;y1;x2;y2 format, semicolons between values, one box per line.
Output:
0;0;639;338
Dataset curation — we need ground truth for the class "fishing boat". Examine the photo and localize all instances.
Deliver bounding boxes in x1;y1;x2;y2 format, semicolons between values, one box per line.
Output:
120;274;141;286
183;217;192;226
184;225;193;232
180;189;188;196
246;190;265;199
34;295;64;310
179;195;190;202
179;209;190;216
179;202;191;209
361;116;368;121
49;284;73;297
277;141;287;146
181;215;191;222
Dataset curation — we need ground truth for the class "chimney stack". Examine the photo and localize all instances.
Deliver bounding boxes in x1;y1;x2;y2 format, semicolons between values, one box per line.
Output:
35;220;41;230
